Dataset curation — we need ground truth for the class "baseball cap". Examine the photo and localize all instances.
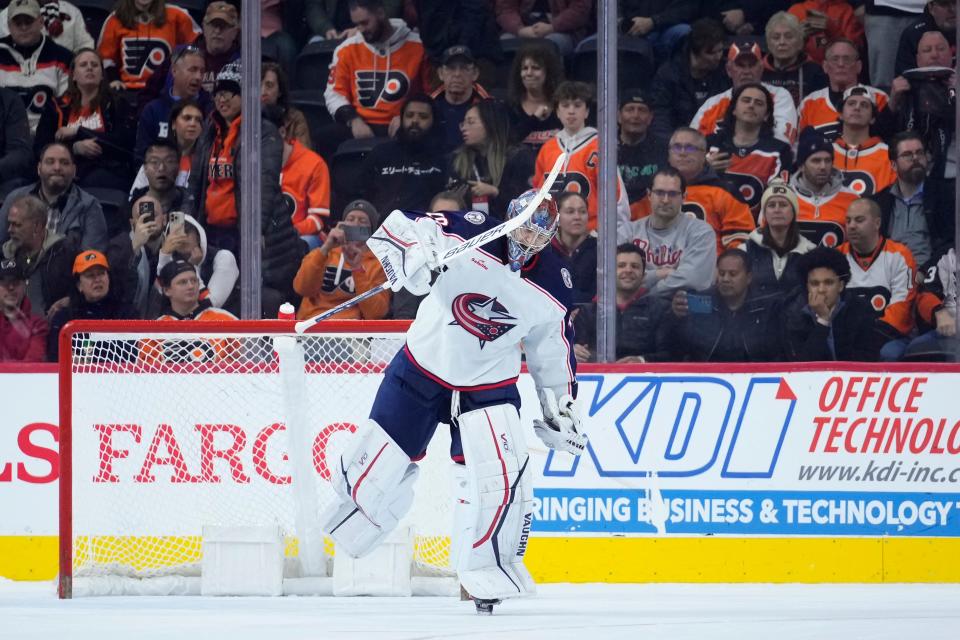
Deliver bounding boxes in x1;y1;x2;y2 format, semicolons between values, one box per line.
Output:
0;257;23;280
158;259;196;287
728;39;762;62
619;88;650;108
204;1;239;26
8;0;40;20
343;199;379;228
841;84;875;107
441;45;475;66
72;250;109;276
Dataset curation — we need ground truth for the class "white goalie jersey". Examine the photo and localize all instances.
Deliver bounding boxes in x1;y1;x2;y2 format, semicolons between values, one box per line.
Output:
376;209;578;396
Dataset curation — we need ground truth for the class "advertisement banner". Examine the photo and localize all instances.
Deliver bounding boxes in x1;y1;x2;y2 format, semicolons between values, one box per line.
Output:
2;366;960;539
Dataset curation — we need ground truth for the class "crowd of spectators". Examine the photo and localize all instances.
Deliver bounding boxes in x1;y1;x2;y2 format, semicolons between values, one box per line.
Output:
0;0;956;366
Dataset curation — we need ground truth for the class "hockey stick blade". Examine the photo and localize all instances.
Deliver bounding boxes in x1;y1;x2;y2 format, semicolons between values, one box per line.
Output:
294;153;567;335
435;152;566;267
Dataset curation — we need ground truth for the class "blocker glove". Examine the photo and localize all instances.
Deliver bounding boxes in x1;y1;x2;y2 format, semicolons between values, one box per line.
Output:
534;388;587;456
367;211;439;296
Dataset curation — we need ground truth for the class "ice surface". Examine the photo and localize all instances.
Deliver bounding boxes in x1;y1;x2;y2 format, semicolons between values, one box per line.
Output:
1;580;958;640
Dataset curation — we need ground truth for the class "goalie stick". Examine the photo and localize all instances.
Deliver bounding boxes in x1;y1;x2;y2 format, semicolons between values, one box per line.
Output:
294;152;568;334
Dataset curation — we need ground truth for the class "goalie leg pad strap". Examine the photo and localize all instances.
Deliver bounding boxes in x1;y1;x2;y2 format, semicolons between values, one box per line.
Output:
321;419;418;557
455;403;535;600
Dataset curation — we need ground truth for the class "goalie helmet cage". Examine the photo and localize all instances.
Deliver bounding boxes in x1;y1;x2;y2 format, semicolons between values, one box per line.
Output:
58;319;457;598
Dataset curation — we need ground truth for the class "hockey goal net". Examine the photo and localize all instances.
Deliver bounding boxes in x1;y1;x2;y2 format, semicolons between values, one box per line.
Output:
58;320;455;597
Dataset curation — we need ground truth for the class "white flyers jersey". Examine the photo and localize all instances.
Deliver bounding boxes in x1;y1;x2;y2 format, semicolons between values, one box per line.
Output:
383;209;577;395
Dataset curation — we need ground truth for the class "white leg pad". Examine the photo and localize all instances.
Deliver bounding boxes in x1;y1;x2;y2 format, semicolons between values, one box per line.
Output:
320;419;418;558
455;403;536;600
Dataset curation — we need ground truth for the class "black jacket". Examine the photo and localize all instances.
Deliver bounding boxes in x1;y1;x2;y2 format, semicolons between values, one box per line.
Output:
360;137;448;213
551;235;597;305
650;47;730;141
574;288;671;362
46;288;139;361
780;292;899;362
896;14;956;77
761;52;828;107
186;114;305;291
869;178;956;265
744;230;816;303
668;291;782;362
0;87;32;196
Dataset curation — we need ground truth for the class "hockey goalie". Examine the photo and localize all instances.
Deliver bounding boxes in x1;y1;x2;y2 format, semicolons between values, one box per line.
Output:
318;190;587;613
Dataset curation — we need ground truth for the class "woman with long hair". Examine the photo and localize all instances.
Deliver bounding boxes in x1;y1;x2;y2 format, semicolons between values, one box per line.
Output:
448;99;530;217
745;179;815;301
706;82;793;217
128;98;203;193
506;40;564;149
34;48;135;189
98;0;199;90
261;61;312;150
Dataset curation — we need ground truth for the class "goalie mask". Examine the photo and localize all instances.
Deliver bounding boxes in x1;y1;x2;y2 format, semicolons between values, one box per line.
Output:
505;189;559;271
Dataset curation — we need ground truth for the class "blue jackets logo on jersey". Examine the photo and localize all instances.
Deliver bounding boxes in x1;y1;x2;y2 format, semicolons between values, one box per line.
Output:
449;293;517;348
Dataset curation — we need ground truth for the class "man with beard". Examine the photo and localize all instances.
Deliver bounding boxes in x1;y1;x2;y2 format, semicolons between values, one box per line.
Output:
0;142;107;251
321;0;430;157
870;132;955;268
360;95;447;213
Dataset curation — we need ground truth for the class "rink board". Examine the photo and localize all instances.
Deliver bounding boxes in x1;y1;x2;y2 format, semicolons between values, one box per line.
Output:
3;363;960;583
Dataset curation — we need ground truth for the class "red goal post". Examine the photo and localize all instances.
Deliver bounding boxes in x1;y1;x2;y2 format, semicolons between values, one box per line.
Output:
57;319;456;598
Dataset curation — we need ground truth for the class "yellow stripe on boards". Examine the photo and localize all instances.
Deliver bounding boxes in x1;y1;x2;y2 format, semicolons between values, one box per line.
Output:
2;536;959;583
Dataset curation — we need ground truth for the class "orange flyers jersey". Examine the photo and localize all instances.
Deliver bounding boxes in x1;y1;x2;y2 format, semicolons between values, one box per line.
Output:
794;188;857;247
691;83;798;144
840;238;917;335
683;178;756;253
798;86;889;140
628;177;756;252
324;24;429;126
281;140;331;236
533;130;626;232
97;6;199;89
139;306;240;366
707;133;792;215
832;137;895;197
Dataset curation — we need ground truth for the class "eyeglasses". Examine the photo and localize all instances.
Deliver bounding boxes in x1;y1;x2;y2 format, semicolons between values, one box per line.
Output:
896;150;925;160
650;189;683;200
214;90;237;100
203;20;238;31
144;159;177;169
669;143;705;154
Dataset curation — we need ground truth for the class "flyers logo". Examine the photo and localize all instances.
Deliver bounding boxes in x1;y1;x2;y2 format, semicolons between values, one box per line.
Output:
724;171;765;210
550;171;591;200
355;71;410;108
798;220;845;247
681;201;706;221
840;170;877;196
27;87;52;114
122;38;170;78
586;151;598;169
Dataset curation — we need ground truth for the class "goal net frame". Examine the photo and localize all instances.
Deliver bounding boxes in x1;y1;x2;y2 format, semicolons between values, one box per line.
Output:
57;319;457;599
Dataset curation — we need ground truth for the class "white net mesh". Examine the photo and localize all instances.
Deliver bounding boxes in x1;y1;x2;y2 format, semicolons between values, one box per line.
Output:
63;323;454;591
